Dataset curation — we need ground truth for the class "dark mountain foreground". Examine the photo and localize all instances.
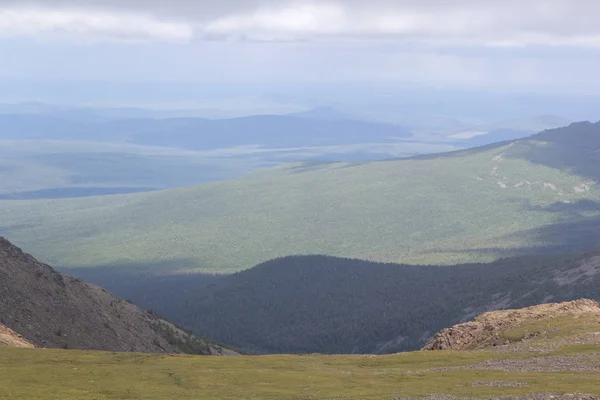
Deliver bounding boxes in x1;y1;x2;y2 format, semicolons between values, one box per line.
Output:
0;237;236;355
93;251;600;355
2;298;600;399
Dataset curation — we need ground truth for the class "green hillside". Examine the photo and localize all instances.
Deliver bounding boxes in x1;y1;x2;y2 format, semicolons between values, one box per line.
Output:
3;309;600;399
1;122;600;273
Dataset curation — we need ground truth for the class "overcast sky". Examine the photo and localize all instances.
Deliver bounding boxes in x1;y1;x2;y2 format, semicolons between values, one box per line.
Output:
1;0;600;90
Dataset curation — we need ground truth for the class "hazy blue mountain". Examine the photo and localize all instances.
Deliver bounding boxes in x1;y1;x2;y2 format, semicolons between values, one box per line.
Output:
0;115;90;140
0;113;410;148
458;129;534;146
485;115;573;133
450;115;573;147
0;110;428;199
127;115;410;149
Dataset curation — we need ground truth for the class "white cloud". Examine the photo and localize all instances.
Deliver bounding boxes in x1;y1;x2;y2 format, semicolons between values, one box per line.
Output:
1;1;600;47
199;1;600;48
203;3;347;40
0;7;193;42
1;0;600;90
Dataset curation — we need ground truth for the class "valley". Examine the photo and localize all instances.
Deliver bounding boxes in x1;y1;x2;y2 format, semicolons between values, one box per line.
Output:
0;110;454;200
4;117;600;358
2;122;600;273
67;250;600;355
4;2;600;398
3;233;600;398
0;104;568;200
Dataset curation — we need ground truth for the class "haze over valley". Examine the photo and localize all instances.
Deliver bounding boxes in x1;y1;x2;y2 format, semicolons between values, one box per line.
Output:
0;97;578;200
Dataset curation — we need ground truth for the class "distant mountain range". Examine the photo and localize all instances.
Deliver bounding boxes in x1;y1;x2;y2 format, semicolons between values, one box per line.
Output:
0;101;571;142
13;103;570;201
0;113;410;148
449;115;573;146
291;107;572;144
0;107;426;199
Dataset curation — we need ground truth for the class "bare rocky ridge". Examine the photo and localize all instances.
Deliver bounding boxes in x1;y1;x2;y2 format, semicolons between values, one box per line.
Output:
423;299;600;351
0;237;237;355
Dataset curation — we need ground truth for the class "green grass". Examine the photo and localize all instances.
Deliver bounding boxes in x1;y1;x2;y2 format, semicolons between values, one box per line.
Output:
502;314;600;343
4;312;600;399
1;346;599;399
1;134;599;273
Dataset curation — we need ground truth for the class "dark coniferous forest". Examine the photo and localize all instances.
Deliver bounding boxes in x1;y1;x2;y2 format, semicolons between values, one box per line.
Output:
70;251;600;354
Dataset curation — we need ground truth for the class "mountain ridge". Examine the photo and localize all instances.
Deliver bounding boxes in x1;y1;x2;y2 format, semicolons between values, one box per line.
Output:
0;237;236;355
0;112;410;148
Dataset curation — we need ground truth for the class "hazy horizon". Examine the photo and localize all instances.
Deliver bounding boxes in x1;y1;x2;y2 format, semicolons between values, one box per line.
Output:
2;1;600;91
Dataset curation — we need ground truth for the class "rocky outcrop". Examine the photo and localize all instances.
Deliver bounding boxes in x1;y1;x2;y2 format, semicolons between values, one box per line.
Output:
423;299;600;351
0;323;34;348
0;237;237;355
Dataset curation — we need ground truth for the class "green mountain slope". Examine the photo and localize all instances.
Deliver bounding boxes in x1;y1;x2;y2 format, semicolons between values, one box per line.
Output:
1;122;600;273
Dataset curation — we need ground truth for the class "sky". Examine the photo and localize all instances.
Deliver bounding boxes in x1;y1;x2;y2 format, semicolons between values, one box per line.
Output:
1;0;600;97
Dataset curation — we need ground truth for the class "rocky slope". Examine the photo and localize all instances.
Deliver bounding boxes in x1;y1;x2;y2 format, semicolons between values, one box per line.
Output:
0;323;34;348
423;299;600;351
0;237;236;355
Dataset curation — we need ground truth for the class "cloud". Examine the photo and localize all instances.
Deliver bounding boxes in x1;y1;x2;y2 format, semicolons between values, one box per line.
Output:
0;7;193;42
199;0;600;47
202;3;347;41
0;0;599;47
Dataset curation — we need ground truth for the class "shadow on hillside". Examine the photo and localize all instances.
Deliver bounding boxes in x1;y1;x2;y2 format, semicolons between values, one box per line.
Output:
520;214;600;254
525;198;600;214
59;259;223;299
75;252;600;355
508;121;600;181
520;199;600;253
60;263;224;331
421;199;600;261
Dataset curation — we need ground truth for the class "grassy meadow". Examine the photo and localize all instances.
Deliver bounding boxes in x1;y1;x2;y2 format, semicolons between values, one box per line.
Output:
5;312;600;399
1;344;599;399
